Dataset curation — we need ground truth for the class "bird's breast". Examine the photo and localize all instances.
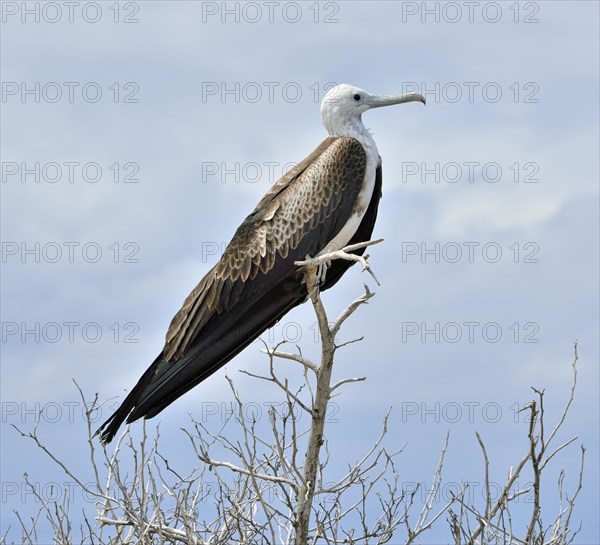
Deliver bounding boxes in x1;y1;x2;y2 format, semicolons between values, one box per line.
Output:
319;138;380;254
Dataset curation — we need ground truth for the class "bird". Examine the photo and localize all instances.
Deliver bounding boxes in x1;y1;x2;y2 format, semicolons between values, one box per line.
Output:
96;83;425;444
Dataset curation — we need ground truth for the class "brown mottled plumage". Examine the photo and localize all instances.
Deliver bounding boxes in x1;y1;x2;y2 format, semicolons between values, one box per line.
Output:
96;82;424;443
164;137;366;361
96;137;378;444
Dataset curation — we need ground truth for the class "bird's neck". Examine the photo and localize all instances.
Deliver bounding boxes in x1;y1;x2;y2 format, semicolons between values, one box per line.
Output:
328;116;378;154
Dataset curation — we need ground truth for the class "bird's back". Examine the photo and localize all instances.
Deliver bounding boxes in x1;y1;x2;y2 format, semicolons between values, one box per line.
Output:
96;136;381;443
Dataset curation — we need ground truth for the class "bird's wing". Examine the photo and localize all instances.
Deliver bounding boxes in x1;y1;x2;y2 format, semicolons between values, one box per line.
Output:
163;136;367;361
95;136;369;443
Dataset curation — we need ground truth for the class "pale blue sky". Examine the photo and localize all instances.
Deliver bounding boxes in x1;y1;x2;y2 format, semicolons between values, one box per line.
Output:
1;1;598;542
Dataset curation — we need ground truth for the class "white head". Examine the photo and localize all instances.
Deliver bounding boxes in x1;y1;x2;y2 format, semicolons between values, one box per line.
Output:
320;83;425;137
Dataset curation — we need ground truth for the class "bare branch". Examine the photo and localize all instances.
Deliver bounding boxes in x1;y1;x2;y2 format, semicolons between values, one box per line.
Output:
6;248;584;545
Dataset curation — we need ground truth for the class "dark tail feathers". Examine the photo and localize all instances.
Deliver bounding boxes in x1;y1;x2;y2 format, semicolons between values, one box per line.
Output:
94;354;162;444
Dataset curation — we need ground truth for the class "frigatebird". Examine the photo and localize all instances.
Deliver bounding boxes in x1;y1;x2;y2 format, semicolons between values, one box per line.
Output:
97;84;425;443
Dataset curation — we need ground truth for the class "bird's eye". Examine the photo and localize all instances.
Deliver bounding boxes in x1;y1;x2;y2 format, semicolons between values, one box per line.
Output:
353;93;361;102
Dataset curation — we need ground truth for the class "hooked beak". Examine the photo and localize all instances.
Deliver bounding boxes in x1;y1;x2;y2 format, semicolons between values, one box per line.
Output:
367;92;426;108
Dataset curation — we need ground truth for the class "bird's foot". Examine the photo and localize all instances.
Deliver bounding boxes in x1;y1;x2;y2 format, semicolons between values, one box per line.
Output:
300;254;329;302
301;254;329;286
316;261;330;285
